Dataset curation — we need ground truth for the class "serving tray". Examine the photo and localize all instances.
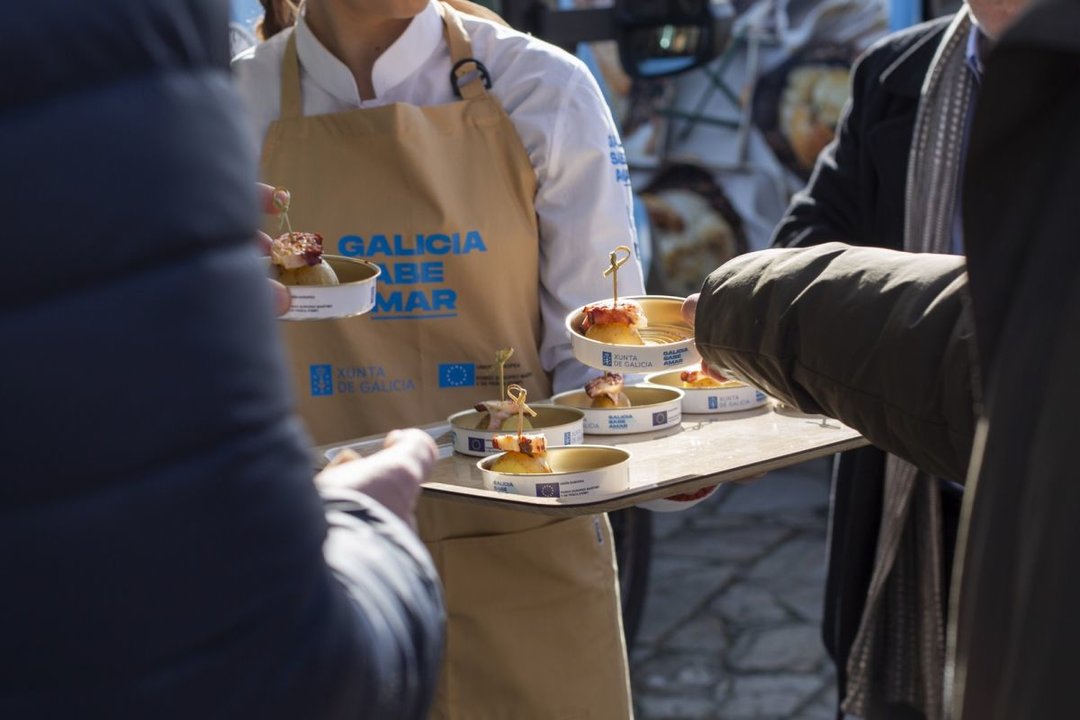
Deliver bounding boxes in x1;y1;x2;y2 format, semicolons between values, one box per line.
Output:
317;402;867;516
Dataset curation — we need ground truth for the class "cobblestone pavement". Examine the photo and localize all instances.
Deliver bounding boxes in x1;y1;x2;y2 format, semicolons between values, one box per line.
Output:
629;457;837;720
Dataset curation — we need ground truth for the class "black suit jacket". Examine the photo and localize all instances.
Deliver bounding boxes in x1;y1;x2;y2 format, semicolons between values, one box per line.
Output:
773;17;951;253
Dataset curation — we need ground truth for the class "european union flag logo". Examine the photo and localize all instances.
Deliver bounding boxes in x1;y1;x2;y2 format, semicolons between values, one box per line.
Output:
535;482;561;498
652;411;668;426
602;351;613;367
310;364;334;397
708;396;719;410
468;436;486;453
439;363;476;388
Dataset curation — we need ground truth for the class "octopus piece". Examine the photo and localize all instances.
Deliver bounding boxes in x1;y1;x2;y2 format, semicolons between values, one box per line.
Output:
271;231;324;269
584;372;631;409
580;299;647;345
491;433;548;456
490;432;552;474
680;368;741;389
270;231;339;286
474;400;533;431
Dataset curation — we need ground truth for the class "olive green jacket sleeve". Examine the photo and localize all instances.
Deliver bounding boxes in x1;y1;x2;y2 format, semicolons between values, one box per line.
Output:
693;242;977;483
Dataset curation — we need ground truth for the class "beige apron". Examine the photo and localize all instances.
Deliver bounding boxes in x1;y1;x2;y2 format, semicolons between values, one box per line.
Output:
259;6;632;718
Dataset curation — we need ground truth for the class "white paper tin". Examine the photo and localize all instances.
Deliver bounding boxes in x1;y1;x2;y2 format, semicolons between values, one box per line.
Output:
550;385;683;435
271;255;380;321
645;368;769;414
478;445;631;499
566;295;700;372
448;405;585;457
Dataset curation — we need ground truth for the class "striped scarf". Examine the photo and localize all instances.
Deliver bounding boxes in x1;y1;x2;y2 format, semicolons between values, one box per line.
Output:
843;9;974;719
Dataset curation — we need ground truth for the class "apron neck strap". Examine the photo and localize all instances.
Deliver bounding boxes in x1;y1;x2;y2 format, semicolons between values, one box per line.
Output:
434;1;473;65
278;2;490;114
434;1;491;100
280;32;303;119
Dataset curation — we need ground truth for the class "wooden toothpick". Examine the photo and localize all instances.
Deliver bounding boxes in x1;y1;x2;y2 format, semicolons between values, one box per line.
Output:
495;347;514;401
506;383;537;438
603;245;632;305
273;186;294;235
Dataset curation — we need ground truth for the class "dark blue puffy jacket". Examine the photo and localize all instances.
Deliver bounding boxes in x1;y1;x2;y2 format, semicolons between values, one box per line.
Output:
1;1;443;718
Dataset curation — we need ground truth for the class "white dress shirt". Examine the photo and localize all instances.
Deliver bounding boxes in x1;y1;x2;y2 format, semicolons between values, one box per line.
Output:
232;0;645;393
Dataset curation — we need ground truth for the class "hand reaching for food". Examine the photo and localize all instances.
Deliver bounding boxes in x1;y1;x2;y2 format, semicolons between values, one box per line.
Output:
314;428;439;531
680;292;699;327
681;292;741;384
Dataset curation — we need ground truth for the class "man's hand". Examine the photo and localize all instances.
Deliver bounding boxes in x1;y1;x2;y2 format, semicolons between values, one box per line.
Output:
257;182;291;316
314;429;439;531
681;292;699;327
683;292;766;485
681;292;729;383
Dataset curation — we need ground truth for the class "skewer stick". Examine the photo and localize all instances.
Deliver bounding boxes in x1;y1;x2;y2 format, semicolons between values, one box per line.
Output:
506;383;537;438
603;245;633;306
273;186;294;235
495;347;514;401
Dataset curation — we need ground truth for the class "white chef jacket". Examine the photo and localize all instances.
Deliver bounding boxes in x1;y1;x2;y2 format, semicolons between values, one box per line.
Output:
232;0;645;393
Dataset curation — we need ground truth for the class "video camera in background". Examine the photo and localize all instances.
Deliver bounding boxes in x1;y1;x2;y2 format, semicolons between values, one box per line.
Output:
615;0;735;78
502;0;735;78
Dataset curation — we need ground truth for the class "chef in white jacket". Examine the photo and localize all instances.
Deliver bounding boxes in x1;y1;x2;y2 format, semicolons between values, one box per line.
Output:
234;0;644;716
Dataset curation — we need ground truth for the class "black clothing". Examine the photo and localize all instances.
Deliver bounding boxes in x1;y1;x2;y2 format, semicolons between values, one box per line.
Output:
950;0;1080;716
691;2;1080;717
1;2;443;718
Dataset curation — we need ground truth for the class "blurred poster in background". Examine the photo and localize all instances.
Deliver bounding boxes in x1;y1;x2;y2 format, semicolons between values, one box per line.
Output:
574;0;888;294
